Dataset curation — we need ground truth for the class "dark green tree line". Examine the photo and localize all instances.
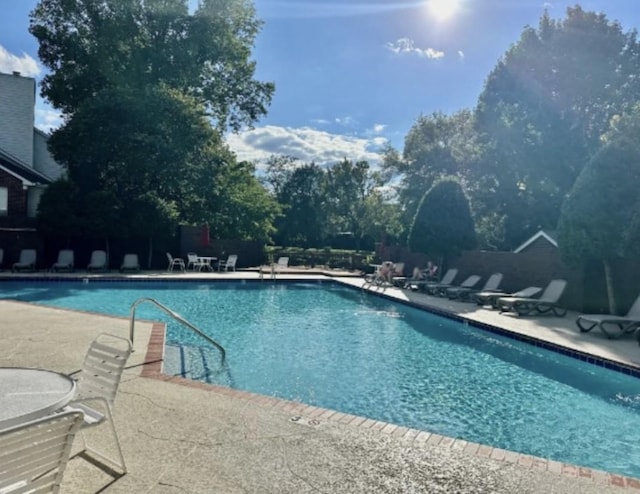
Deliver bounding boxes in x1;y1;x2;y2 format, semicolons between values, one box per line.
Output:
31;0;277;259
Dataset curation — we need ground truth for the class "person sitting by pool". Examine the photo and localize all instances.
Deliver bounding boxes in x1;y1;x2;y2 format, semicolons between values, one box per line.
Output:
425;261;438;281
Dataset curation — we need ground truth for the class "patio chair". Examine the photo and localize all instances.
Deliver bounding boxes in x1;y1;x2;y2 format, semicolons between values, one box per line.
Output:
166;252;186;272
432;274;481;297
50;249;75;272
65;333;133;474
87;250;108;272
475;286;542;309
186;252;207;271
496;279;568;317
0;410;84;494
274;256;289;271
447;273;503;301
576;292;640;339
119;253;140;273
408;268;458;293
218;254;238;272
11;249;37;273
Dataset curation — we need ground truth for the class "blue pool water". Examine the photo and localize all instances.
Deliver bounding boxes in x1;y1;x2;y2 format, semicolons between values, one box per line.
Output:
3;279;640;478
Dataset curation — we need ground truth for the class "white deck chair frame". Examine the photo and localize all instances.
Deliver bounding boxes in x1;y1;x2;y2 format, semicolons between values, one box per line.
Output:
65;333;132;474
0;410;83;494
166;252;186;272
577;293;640;339
218;254;238;272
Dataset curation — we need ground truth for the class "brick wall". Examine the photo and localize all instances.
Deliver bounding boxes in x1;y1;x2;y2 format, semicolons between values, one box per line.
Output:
0;169;27;219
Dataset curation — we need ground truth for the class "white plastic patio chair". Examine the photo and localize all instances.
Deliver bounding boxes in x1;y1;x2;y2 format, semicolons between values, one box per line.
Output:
11;249;36;272
218;254;238;272
166;252;185;272
119;253;140;273
0;410;83;493
51;249;75;272
87;250;108;272
64;333;133;474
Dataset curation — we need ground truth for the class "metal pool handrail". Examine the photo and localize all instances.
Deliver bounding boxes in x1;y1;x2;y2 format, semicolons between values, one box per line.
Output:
129;297;226;364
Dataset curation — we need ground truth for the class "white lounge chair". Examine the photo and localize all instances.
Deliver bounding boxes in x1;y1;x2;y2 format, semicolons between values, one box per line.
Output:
87;250;108;272
448;273;503;301
11;249;36;272
65;333;133;474
409;268;458;293
497;279;568;316
218;254;238;272
432;274;481;297
0;410;83;493
51;249;75;272
120;253;140;272
166;252;185;272
475;286;542;309
576;293;640;339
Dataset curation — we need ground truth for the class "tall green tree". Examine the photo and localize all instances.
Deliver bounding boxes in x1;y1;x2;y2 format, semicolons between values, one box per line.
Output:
324;159;399;249
32;0;276;245
557;138;640;314
475;6;640;249
30;0;274;131
382;110;480;229
273;163;327;247
407;177;476;267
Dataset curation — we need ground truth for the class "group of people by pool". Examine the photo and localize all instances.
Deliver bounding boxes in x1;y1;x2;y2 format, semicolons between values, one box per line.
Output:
368;260;438;286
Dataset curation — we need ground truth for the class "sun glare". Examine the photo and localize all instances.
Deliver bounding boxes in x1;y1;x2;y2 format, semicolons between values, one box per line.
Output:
428;0;460;22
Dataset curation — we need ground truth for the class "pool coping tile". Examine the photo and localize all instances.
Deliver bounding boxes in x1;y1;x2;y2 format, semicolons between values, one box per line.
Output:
139;307;640;491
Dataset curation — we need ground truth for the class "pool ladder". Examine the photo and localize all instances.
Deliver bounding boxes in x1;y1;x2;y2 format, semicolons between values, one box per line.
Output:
128;297;226;364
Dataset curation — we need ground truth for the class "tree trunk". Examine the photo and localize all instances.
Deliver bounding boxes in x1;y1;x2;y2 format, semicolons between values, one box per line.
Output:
603;258;618;315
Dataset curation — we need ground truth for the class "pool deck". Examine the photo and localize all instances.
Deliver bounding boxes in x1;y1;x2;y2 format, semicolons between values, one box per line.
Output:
1;269;639;493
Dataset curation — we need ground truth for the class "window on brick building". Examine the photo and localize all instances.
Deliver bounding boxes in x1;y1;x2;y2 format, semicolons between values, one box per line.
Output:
0;187;7;215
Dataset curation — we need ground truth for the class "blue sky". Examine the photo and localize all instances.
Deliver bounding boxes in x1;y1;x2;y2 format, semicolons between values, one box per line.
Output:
2;1;640;170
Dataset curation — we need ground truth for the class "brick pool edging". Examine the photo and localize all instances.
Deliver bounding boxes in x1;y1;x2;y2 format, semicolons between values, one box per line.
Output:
140;322;640;491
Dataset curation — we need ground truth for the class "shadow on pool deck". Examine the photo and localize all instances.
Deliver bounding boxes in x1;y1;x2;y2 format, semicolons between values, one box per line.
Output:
0;272;638;493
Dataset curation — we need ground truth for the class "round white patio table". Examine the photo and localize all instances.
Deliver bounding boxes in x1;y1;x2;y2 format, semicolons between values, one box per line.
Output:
0;367;76;430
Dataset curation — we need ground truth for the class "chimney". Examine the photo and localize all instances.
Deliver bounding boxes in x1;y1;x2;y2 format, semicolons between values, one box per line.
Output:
12;71;21;77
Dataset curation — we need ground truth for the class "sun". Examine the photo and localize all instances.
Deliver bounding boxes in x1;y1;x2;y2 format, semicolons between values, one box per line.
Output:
428;0;460;22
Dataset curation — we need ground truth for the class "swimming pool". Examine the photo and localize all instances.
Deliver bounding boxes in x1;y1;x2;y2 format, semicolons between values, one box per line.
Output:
2;279;640;478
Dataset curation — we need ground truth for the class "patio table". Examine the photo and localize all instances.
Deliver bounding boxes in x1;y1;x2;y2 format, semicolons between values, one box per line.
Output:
196;256;217;272
0;367;76;430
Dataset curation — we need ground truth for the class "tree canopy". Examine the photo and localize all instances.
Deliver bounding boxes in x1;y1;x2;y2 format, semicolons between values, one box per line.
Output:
407;177;476;265
32;0;278;249
30;0;274;131
556;137;640;313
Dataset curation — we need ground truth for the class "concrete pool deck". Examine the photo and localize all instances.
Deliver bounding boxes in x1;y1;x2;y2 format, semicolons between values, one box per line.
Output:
1;270;639;492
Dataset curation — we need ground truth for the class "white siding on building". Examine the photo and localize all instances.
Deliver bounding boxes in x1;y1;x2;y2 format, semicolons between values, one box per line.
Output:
0;72;35;167
33;130;64;180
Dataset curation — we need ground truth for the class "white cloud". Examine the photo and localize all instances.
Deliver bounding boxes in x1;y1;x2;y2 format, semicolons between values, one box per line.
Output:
35;107;63;134
225;125;388;171
385;38;444;59
0;45;40;77
372;124;386;134
457;50;465;59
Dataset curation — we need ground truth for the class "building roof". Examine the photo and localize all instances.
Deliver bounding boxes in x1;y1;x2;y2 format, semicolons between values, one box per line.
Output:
0;147;52;186
513;229;558;253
